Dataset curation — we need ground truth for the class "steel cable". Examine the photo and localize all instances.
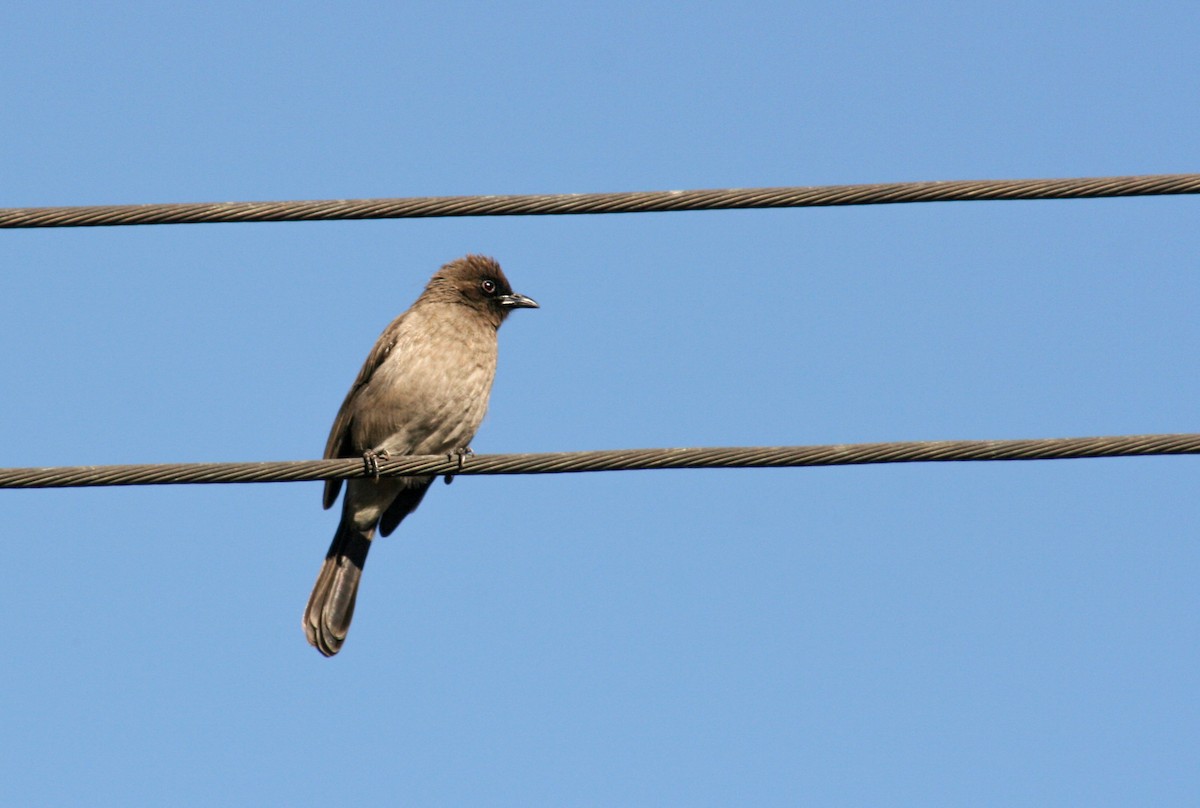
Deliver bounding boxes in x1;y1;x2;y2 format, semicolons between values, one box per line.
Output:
1;433;1197;489
3;173;1199;229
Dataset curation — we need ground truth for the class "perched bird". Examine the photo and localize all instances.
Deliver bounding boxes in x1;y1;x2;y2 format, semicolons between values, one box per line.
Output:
304;255;538;656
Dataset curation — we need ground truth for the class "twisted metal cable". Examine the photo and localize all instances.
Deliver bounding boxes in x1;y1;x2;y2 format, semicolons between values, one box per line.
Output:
3;173;1199;229
1;433;1197;489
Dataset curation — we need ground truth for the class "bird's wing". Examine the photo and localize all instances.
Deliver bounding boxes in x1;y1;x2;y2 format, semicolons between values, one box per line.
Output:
321;314;406;509
378;479;433;536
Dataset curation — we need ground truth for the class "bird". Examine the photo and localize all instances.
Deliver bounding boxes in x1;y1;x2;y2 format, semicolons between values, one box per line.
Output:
303;254;538;656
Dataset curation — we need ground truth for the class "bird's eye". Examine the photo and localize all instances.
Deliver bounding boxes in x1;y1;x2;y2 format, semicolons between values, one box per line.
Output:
480;279;497;296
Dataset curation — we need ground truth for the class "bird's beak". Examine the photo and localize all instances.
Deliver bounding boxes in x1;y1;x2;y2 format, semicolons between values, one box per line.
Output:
498;293;539;309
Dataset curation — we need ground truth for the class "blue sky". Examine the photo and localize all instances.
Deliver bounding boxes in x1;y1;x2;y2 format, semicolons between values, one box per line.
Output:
2;2;1198;805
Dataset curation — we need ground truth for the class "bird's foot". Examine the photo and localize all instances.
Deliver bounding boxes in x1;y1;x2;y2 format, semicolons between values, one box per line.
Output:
363;448;391;480
444;446;474;484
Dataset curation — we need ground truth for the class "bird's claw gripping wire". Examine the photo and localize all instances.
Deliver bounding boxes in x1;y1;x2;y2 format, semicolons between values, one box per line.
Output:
362;448;390;480
444;447;473;485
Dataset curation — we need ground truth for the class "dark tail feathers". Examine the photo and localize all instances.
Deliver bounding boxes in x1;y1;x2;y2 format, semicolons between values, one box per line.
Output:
304;519;373;656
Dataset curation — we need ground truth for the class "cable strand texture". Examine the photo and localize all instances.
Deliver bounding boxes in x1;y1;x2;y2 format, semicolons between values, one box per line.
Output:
1;433;1197;489
3;173;1199;229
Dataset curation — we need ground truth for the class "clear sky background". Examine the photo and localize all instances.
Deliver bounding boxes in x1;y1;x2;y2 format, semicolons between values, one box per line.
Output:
2;2;1198;805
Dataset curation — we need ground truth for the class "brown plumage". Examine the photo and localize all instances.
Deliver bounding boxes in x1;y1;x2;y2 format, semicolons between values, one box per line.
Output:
304;255;538;656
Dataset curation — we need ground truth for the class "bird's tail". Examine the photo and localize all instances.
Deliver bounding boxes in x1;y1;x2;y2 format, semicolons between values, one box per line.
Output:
304;518;373;657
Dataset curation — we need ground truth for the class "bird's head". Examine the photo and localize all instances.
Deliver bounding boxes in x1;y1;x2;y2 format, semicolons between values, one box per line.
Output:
428;254;539;327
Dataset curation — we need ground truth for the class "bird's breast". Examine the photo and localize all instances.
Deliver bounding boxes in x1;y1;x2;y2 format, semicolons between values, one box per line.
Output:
352;309;499;456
